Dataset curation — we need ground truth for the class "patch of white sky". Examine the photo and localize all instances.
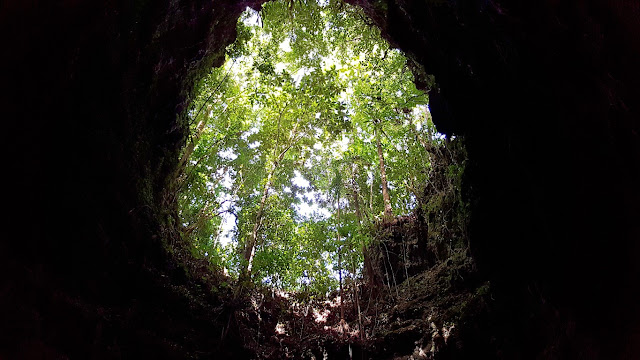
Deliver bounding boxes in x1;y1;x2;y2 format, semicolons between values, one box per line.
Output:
205;164;238;247
218;147;238;161
292;170;332;220
241;125;259;140
248;140;261;149
217;210;237;247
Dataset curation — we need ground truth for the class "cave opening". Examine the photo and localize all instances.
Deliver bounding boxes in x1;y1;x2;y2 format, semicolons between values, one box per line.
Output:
173;1;472;355
178;0;463;292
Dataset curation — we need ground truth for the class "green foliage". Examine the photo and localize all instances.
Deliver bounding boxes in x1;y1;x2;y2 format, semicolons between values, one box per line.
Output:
177;0;453;295
420;137;469;253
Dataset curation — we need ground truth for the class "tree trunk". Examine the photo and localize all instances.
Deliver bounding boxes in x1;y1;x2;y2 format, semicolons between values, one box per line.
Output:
394;106;437;155
352;260;365;340
242;171;273;276
375;123;393;221
337;191;345;323
350;165;363;224
413;127;434;153
175;119;207;178
369;169;374;214
239;132;297;281
348;166;382;300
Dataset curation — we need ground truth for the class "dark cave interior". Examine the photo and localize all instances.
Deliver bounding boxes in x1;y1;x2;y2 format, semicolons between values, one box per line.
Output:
2;0;639;358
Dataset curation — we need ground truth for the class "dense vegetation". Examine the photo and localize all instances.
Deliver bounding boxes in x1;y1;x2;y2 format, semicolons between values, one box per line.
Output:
176;0;455;295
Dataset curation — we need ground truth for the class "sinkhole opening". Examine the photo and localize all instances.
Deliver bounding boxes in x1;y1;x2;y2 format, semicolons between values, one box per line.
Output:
176;0;465;297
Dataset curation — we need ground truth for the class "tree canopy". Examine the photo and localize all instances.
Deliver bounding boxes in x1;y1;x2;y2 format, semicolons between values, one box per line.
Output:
177;0;443;295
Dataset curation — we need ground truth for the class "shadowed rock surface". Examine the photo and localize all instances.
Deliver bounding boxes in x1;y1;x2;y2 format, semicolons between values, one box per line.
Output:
2;0;639;358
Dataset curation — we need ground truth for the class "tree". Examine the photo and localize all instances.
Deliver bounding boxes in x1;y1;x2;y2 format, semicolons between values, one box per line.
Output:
374;120;393;220
177;0;437;294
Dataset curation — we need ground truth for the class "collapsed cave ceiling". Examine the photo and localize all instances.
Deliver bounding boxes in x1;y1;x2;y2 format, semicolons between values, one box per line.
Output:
2;0;639;358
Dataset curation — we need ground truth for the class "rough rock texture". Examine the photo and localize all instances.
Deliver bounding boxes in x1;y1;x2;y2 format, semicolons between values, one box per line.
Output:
2;0;639;358
369;137;469;287
369;250;491;359
1;0;266;358
346;0;640;357
231;248;491;360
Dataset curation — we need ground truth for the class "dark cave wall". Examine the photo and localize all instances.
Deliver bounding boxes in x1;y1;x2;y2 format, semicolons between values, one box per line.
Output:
346;0;640;357
1;0;639;358
2;0;265;358
3;0;265;271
